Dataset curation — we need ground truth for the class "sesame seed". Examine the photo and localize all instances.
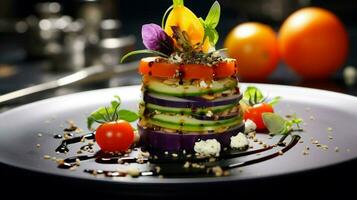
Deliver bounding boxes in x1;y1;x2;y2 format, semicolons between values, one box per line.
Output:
328;135;333;140
299;140;304;143
335;147;339;152
155;166;161;173
253;138;258;142
212;166;223;176
171;153;178;157
278;151;284;155
183;162;190;168
51;157;56;161
43;155;51;159
164;151;168;155
258;141;263;145
312;140;319;144
302;151;309;155
36;144;41;148
75;158;81;166
327;127;333;132
56;159;64;165
37;133;42;137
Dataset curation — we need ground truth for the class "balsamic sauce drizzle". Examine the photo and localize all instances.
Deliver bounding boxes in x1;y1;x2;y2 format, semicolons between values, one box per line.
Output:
55;132;301;177
55;132;95;153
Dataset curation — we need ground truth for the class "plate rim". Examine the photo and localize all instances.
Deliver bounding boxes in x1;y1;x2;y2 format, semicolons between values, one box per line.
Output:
1;83;357;185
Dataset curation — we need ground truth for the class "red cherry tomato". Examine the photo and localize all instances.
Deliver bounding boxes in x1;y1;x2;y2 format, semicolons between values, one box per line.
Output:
244;103;274;130
95;120;135;152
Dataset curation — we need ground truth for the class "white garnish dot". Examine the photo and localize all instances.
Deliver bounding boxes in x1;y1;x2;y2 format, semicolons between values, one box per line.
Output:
194;139;221;157
244;119;257;134
230;132;249;149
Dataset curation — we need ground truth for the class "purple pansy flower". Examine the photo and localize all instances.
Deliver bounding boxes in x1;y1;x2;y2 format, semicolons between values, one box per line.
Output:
142;23;174;55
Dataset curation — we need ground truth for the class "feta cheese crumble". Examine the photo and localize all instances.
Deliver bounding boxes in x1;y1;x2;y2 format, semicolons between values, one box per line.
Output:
194;139;221;157
199;80;208;88
230;132;249;149
244;119;257;134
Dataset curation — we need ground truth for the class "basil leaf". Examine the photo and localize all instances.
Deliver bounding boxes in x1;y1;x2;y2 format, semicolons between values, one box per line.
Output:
262;112;289;135
87;106;116;130
118;110;139;122
205;28;219;46
243;86;265;105
205;1;220;28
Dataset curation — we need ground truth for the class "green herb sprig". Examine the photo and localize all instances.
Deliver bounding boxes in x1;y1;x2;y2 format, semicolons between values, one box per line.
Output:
242;86;281;106
200;1;220;46
87;96;139;130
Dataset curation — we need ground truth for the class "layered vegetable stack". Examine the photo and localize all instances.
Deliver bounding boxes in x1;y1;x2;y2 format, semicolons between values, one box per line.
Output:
138;58;244;151
123;0;244;151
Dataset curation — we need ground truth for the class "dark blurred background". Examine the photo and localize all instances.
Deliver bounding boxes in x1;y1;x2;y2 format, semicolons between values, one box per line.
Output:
0;0;357;109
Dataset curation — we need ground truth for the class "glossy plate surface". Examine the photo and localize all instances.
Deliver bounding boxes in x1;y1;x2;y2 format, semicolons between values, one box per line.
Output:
0;84;357;185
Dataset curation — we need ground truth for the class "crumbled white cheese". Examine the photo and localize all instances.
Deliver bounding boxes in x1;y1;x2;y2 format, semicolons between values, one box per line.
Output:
244;119;257;134
194;139;221;157
230;132;249;149
206;110;213;117
199;80;208;88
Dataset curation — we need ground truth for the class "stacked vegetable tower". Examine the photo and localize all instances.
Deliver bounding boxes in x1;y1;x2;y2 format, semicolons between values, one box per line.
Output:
123;0;244;152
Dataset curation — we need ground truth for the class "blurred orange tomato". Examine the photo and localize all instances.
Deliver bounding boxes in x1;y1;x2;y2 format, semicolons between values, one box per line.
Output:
224;22;280;80
279;7;348;79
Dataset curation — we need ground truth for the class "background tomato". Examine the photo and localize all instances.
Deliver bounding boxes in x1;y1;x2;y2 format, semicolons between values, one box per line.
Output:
243;103;274;130
279;7;349;79
224;22;280;80
95;120;134;152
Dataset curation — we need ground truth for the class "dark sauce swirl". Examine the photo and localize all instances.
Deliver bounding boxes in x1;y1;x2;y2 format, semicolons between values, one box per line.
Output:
55;132;301;177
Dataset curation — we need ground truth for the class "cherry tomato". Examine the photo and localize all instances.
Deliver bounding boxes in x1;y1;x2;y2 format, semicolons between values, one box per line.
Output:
224;22;280;80
95;120;135;152
279;7;348;79
243;103;274;130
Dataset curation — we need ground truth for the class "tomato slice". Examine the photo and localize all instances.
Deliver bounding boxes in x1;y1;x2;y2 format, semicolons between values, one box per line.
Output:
214;59;237;78
182;64;214;80
138;57;237;80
